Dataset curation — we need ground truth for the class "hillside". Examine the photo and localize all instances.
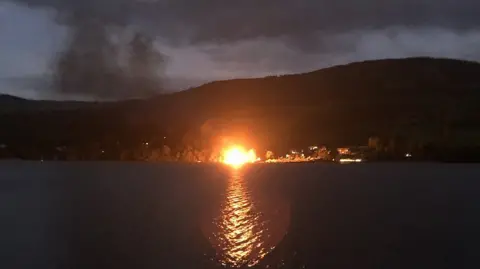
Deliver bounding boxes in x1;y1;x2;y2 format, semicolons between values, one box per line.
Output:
140;57;480;148
0;94;99;113
2;57;480;156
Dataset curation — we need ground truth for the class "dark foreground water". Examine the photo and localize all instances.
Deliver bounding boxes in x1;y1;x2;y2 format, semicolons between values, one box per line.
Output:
1;162;480;269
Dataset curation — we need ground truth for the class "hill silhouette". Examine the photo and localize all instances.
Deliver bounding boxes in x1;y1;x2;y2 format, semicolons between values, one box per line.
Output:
2;57;480;158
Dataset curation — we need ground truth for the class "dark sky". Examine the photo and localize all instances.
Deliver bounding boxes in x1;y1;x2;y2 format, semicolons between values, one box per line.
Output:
1;0;480;99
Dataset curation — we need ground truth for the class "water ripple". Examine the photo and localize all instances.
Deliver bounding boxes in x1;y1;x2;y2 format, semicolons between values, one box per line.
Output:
212;170;272;267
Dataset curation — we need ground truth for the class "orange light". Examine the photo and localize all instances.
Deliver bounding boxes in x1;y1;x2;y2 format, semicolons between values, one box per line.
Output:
222;146;257;168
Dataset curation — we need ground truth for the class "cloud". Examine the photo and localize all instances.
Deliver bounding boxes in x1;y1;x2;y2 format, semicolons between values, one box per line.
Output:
0;2;66;78
0;2;68;99
4;0;480;58
137;0;480;47
2;0;480;99
3;0;480;41
186;27;480;79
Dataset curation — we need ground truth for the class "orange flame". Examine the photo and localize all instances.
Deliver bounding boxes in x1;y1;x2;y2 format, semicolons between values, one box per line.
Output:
222;146;257;168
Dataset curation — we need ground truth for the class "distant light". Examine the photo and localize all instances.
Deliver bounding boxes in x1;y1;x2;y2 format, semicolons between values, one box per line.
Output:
339;158;363;163
338;148;350;155
405;153;412;158
144;142;149;146
163;137;167;139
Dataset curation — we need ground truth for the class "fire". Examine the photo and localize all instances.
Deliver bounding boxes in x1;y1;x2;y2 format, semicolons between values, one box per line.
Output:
222;146;257;168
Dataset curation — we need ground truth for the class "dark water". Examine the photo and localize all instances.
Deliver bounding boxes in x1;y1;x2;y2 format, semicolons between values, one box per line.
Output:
1;162;480;269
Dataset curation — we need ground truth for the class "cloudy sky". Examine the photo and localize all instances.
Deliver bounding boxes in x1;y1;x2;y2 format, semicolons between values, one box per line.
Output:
1;0;480;99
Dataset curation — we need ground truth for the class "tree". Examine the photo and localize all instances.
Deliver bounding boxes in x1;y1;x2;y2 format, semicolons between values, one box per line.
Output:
316;147;331;160
162;145;172;161
368;137;381;151
147;149;162;162
265;150;275;160
183;149;195;162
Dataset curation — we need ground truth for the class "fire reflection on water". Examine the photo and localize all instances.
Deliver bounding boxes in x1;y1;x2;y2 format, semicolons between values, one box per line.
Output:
212;170;274;267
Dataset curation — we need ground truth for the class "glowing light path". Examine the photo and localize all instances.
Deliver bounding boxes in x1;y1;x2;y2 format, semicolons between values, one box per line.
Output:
212;171;273;267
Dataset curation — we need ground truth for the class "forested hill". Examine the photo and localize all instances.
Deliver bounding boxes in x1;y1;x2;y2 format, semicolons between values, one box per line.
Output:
2;57;480;155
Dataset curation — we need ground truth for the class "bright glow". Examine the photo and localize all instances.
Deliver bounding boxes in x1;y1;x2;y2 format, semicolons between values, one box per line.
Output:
405;153;412;158
338;148;351;155
339;158;363;163
222;146;257;168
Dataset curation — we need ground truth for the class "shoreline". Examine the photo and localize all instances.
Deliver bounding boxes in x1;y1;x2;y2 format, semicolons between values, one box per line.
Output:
1;159;480;164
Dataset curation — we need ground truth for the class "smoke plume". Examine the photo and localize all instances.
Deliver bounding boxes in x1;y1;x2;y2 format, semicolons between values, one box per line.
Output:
5;0;164;99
